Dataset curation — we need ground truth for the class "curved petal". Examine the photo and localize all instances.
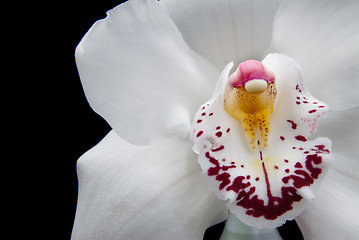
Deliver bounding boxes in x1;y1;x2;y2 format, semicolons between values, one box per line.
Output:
160;0;284;69
314;106;359;179
269;0;359;110
296;106;359;239
296;167;359;240
76;0;219;145
71;131;227;240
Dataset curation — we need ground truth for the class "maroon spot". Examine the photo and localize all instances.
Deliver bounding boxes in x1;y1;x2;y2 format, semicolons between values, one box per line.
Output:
296;101;301;105
306;154;322;179
227;176;251;193
216;126;221;130
212;145;225;152
201;106;205;110
284;159;289;163
226;128;231;133
313;102;318;104
201;112;206;116
216;172;231;190
274;166;279;170
294;162;303;168
246;175;251;179
295;135;307;142
255;177;260;181
308;109;317;113
314;145;330;153
209;113;214;116
216;131;223;137
303;101;309;104
297;97;301;100
196;131;203;137
241;165;244;168
319;106;325;108
280;136;285;141
296;85;302;92
285;169;290;173
287;120;297;129
282;170;313;188
197;119;202;123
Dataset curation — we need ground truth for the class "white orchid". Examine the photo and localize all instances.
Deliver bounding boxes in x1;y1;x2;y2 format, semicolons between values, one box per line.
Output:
72;0;359;239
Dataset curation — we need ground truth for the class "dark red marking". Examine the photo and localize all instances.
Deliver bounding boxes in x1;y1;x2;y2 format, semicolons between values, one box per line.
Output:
201;112;206;116
255;177;260;181
197;119;202;123
226;176;251;193
284;159;289;163
303;101;309;104
201;106;205;110
295;135;307;142
285;169;290;173
274;166;279;170
216;131;223;137
216;126;221;130
280;136;285;141
259;151;263;161
212;145;225;152
296;101;301;105
287;120;297;129
308;109;317;113
319;106;325;108
209;113;214;116
296;85;302;93
196;131;203;137
234;161;302;220
206;152;235;176
226;128;231;133
314;145;330;153
305;154;322;179
282;170;313;188
294;162;303;168
216;172;231;190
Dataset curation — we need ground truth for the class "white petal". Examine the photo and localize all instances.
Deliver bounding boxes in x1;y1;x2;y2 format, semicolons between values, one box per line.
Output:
314;106;359;171
296;167;359;240
76;0;219;145
160;0;284;69
72;131;227;240
296;106;359;239
269;0;359;110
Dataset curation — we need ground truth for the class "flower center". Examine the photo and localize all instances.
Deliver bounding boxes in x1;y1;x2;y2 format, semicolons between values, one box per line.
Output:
224;60;277;150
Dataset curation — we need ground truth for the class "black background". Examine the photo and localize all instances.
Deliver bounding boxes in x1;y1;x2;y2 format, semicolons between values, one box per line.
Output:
28;0;302;239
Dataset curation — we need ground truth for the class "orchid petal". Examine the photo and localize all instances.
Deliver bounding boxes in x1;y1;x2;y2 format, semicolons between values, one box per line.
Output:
190;53;332;228
269;0;359;110
296;106;359;239
160;0;284;69
72;131;227;240
76;0;219;145
296;167;359;240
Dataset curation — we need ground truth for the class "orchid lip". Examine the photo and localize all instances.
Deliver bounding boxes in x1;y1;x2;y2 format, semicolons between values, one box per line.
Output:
190;54;332;228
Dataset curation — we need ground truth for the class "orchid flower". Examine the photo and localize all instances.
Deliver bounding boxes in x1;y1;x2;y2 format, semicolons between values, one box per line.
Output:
72;0;359;239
